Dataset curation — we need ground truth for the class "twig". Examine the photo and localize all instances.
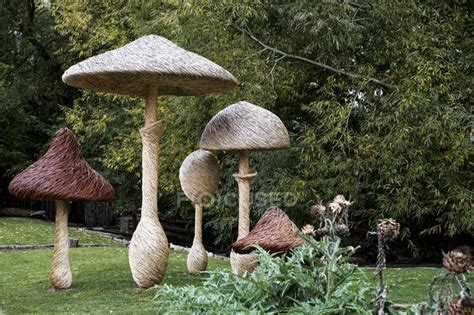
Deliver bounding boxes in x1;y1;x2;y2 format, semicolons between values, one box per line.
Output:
232;24;395;89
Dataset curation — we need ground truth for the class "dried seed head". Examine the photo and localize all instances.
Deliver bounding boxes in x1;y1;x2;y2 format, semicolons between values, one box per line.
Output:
301;224;316;236
448;297;474;314
377;218;400;242
443;247;472;274
333;194;352;207
309;204;326;217
336;223;350;236
329;202;342;214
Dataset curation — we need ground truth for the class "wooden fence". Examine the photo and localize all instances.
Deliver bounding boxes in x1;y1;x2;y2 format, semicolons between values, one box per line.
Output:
0;195;114;227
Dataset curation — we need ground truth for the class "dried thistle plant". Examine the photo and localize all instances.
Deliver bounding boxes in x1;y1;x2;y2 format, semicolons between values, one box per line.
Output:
369;218;400;315
427;247;473;314
306;195;352;240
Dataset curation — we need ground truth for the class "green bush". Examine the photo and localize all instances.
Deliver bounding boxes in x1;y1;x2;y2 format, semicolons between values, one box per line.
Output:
154;236;378;314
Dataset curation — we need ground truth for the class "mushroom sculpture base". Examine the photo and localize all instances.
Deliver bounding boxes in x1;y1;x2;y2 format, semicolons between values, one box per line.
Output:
187;241;208;273
129;217;169;288
51;200;72;290
129;119;169;288
230;251;258;276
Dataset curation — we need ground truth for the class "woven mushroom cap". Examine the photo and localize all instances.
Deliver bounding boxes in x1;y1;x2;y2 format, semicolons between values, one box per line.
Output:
232;206;304;254
179;150;220;204
8;128;115;202
62;35;238;96
200;101;290;151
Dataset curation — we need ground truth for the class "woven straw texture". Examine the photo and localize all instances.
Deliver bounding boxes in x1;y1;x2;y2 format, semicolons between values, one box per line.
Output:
179;150;220;204
232;206;305;254
62;35;238;96
199;101;290;151
186;204;208;273
179;150;219;273
128;119;169;288
50;200;72;290
8;128;115;202
230;251;258;275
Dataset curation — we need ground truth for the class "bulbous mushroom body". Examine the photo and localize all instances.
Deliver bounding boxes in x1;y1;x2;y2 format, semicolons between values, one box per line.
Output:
62;35;237;287
179;150;220;273
200;101;290;275
8;128;115;290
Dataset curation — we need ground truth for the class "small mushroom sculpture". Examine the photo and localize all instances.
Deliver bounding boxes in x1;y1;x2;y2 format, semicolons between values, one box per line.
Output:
179;150;220;273
8;128;115;290
62;35;238;288
232;206;304;254
200;101;290;275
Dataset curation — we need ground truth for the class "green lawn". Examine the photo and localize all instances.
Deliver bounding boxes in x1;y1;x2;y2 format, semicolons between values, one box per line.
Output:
0;217;472;313
0;248;228;314
0;217;120;246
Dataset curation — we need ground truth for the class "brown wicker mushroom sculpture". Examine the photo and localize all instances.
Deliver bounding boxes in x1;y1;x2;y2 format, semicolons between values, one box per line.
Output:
179;150;220;273
62;35;237;288
8;128;115;290
232;206;304;254
200;101;290;275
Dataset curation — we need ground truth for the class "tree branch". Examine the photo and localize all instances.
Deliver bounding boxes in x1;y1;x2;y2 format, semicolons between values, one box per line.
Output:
232;24;395;89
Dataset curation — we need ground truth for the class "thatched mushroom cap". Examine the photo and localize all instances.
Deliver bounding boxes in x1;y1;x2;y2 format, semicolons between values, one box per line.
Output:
179;150;219;204
231;206;304;254
62;35;238;96
8;128;115;202
200;101;290;151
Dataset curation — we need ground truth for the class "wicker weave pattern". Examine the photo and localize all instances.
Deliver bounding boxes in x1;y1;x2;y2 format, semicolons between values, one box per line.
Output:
128;119;169;288
232;206;304;254
200;101;290;151
186;204;208;273
62;35;238;96
180;150;219;273
179;150;220;204
50;200;72;290
8;128;115;202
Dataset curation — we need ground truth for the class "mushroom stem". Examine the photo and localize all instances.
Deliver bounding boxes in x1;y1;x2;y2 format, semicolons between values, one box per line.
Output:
144;88;158;127
51;200;72;290
129;89;169;288
194;203;203;243
187;203;208;273
235;150;257;239
231;150;258;275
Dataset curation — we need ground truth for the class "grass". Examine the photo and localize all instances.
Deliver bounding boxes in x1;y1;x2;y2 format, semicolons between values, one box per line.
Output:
0;217;120;246
0;217;472;313
363;267;472;305
0;248;228;314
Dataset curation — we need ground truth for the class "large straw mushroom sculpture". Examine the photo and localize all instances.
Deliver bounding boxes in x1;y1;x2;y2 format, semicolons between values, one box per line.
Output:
8;128;115;290
62;35;238;287
179;150;220;273
232;206;304;254
200;101;290;275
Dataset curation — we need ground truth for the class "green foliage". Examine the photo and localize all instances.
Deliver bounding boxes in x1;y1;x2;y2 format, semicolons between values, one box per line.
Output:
1;1;472;255
154;236;377;314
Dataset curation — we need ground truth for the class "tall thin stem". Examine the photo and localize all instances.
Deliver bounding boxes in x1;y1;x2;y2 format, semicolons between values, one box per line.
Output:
51;200;72;290
194;203;203;245
231;150;258;275
128;88;169;288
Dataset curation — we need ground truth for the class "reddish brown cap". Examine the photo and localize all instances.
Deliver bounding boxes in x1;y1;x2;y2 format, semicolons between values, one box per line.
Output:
231;206;304;254
8;128;115;202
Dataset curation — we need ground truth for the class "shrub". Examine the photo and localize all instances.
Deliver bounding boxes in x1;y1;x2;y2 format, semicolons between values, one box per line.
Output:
154;235;378;314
